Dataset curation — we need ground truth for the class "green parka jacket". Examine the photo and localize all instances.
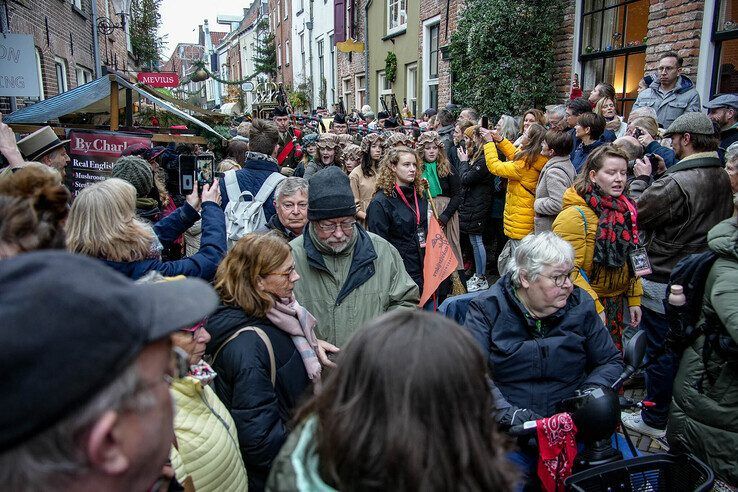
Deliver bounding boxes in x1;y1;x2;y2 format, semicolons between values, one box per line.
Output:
667;217;738;484
289;224;419;348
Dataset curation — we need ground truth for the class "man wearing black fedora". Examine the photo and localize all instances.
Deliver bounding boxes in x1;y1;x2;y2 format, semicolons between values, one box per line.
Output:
16;125;71;178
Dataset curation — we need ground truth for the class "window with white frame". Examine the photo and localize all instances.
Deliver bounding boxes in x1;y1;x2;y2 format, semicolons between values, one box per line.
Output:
284;0;288;19
277;43;282;67
75;66;93;86
277;2;281;24
329;34;336;106
406;63;417;117
285;39;291;65
299;33;305;74
422;18;440;111
342;78;352;110
318;39;326;107
73;0;82;10
54;57;68;94
34;49;45;101
387;0;407;35
378;71;392;110
355;73;366;109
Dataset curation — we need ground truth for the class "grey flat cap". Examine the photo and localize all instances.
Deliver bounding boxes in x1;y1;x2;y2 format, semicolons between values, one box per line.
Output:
663;112;716;137
703;94;738;110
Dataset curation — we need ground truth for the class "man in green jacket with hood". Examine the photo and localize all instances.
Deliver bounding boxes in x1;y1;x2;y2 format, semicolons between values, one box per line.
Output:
667;202;738;486
290;166;419;347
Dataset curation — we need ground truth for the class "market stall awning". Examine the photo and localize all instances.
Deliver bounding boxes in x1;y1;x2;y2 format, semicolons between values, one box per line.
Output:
4;74;222;139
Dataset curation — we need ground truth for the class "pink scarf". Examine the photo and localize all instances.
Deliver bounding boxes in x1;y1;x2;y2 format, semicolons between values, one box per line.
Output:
266;296;322;382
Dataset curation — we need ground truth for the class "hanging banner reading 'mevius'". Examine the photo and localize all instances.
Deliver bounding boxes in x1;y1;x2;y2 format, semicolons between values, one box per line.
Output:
65;130;153;197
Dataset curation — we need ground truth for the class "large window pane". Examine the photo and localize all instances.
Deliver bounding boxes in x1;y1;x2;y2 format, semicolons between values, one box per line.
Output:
584;0;603;12
624;51;646;101
624;1;649;46
582;12;603;53
718;0;738;32
429;25;439;78
717;38;738;94
582;0;648;53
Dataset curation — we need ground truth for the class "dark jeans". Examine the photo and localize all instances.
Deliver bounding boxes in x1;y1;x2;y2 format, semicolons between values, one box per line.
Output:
642;306;678;429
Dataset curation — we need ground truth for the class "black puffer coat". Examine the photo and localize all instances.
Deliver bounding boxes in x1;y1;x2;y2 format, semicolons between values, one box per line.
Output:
459;155;493;235
436;169;462;225
366;185;428;290
205;305;311;492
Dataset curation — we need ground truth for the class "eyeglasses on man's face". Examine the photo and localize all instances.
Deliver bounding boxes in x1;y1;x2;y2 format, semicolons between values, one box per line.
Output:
316;219;356;233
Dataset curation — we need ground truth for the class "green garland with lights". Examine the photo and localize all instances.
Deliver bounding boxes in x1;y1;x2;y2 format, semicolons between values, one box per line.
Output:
178;60;256;87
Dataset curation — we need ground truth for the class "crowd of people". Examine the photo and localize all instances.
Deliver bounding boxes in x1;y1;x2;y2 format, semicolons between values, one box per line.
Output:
0;49;737;491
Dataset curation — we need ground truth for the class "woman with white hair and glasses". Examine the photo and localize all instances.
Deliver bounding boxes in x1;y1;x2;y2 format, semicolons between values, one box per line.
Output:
464;232;622;486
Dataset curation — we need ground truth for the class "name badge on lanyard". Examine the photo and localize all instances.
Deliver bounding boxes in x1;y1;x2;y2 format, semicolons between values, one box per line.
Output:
630;247;652;277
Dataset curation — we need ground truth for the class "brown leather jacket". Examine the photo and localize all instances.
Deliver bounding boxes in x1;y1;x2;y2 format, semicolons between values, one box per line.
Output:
634;152;733;283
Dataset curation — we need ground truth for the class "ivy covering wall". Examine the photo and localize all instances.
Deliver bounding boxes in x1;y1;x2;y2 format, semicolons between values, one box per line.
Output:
449;0;567;117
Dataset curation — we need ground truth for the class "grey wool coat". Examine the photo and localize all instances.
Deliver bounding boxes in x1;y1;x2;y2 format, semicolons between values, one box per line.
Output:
534;155;577;233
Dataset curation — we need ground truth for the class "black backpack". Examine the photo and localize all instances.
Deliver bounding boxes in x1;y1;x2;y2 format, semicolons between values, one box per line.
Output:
664;250;719;352
666;250;737;389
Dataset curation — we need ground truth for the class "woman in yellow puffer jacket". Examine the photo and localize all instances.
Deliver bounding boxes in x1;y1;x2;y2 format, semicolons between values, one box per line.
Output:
169;320;248;491
552;145;643;351
482;123;548;274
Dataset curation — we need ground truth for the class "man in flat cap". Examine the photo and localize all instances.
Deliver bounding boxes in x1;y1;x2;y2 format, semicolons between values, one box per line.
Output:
622;112;733;441
704;93;738;161
0;251;219;491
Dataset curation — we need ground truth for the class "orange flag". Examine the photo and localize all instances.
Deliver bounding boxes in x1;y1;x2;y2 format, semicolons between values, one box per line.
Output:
419;215;459;306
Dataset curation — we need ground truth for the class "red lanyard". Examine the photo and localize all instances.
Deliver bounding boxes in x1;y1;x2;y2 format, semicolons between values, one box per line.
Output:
394;183;420;225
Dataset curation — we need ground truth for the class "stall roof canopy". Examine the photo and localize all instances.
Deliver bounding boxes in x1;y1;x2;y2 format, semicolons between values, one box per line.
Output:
4;74;222;139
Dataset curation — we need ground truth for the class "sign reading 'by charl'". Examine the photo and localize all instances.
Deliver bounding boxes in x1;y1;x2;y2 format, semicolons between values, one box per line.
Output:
65;130;152;197
137;72;180;88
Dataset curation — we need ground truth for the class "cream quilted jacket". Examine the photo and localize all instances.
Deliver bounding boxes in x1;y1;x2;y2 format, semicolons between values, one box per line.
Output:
170;376;248;491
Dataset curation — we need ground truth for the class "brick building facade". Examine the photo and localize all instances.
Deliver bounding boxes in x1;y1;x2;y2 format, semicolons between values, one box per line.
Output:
551;0;735;117
0;0;132;114
270;0;293;87
335;0;367;112
417;0;462;113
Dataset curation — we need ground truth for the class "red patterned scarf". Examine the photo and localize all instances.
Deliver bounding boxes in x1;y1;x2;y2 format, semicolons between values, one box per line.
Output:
582;183;639;271
536;413;578;492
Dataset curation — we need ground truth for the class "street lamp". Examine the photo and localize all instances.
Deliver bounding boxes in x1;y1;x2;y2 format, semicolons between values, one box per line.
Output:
97;0;132;36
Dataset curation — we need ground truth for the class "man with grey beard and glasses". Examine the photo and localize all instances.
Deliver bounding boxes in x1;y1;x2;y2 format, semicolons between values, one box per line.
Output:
289;166;418;348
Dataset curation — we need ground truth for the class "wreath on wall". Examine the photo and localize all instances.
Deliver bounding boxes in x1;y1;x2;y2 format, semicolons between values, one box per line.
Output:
385;52;397;83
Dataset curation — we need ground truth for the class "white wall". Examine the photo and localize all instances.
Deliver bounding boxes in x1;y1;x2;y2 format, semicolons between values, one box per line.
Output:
239;25;259;112
291;0;308;92
310;0;335;109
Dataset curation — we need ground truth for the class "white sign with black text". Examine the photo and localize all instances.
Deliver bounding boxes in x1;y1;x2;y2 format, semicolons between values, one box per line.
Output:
0;34;40;98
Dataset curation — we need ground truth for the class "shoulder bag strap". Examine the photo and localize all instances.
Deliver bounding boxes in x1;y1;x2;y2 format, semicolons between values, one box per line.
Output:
574;206;591;284
255;172;287;203
224;170;241;203
212;326;276;386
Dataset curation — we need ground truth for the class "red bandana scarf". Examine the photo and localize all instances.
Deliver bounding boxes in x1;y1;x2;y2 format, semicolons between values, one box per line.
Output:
536;413;578;492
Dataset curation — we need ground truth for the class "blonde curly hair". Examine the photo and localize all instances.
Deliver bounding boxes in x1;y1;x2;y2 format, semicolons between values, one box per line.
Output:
375;146;424;196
